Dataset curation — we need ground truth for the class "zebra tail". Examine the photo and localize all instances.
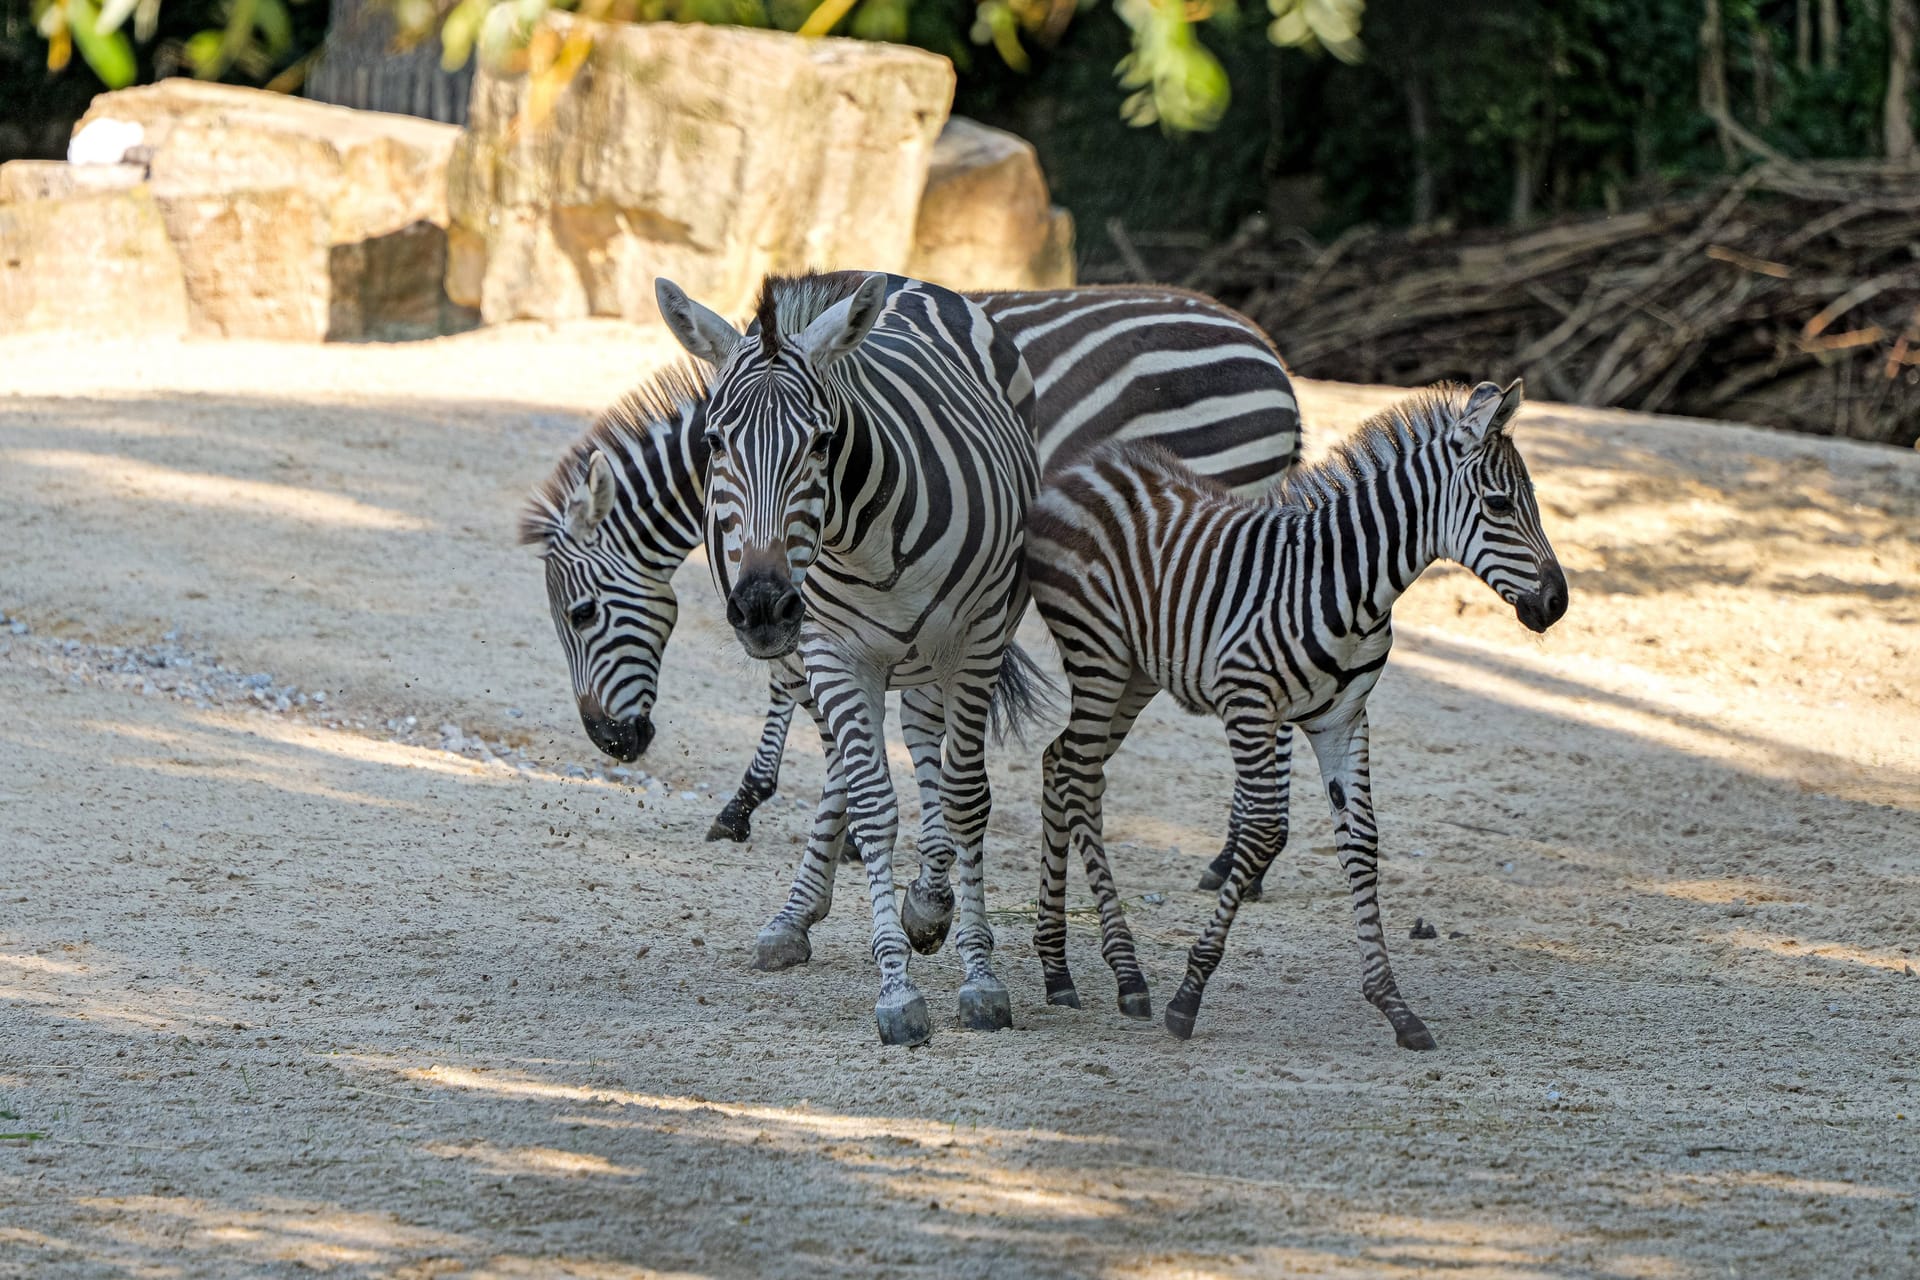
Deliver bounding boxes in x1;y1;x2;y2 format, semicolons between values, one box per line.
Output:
988;641;1061;746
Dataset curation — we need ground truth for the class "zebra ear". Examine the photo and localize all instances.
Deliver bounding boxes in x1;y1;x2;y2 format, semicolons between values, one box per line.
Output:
1452;378;1525;448
655;278;741;366
568;451;616;540
799;273;888;366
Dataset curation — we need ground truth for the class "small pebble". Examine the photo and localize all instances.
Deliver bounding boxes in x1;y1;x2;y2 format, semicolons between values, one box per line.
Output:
1142;892;1166;906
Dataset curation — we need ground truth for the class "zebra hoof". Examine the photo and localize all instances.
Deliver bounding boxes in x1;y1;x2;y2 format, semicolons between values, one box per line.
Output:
1196;849;1233;891
957;977;1013;1032
900;881;954;956
1043;973;1081;1009
875;990;933;1047
1394;1016;1438;1052
1117;988;1152;1021
1243;875;1266;903
706;799;752;843
1164;986;1202;1040
751;922;811;971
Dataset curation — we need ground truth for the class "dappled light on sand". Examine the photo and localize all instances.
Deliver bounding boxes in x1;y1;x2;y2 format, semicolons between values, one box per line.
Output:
8;448;431;532
4;348;1917;1278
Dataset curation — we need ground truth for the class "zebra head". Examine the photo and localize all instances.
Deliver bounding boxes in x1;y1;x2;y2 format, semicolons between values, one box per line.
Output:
1440;379;1570;634
523;379;711;761
655;272;891;660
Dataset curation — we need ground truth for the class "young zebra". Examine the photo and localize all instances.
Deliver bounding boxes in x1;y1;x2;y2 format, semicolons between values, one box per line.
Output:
523;285;1302;848
657;269;1039;1047
1025;379;1569;1049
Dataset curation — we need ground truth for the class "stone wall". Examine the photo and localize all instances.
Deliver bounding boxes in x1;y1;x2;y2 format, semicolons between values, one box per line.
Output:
447;17;957;325
1;32;1075;343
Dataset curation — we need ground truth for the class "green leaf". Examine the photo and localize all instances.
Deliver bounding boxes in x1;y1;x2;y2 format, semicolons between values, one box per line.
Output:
183;27;224;75
254;0;293;56
66;0;137;87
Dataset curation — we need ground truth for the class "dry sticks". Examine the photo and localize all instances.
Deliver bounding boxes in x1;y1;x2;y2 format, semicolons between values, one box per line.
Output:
1191;162;1920;447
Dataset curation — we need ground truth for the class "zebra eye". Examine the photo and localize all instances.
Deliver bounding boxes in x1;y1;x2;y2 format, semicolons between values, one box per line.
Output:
808;431;833;460
703;429;726;458
1484;493;1515;516
568;600;597;629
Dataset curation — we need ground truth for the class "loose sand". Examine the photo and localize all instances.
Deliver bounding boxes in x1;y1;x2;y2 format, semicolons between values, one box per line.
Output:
1;325;1917;1279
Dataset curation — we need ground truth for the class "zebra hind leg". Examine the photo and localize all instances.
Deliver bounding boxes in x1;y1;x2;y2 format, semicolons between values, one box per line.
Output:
898;686;956;954
1197;728;1292;900
1079;675;1158;1019
711;679;799;842
1035;732;1079;1008
942;672;1012;1032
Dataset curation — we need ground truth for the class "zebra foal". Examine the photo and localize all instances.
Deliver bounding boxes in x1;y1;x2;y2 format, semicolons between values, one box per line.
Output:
1025;379;1569;1048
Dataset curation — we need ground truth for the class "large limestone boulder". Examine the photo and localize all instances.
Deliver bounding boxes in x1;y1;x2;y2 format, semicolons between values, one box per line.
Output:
907;117;1074;292
448;17;956;325
67;81;472;341
0;170;191;338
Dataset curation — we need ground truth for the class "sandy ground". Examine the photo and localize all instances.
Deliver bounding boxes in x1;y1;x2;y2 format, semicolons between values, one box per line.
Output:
1;323;1917;1280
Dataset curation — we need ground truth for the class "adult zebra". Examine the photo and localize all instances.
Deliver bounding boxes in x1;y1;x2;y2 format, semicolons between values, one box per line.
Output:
524;285;1302;848
654;269;1040;1047
1025;380;1569;1047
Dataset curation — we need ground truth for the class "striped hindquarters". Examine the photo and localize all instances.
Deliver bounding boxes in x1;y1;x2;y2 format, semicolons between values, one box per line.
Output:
978;286;1301;493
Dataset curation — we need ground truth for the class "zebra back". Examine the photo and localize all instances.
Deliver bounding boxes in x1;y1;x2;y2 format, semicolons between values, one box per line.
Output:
978;286;1301;493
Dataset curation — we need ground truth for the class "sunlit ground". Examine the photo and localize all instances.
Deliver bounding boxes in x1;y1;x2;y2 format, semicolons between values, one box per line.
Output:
1;330;1916;1277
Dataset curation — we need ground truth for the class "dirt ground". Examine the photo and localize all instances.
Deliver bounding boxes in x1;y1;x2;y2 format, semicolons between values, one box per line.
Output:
1;323;1917;1280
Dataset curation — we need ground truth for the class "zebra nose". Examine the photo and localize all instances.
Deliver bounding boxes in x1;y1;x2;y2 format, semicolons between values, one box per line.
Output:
727;575;804;658
1538;561;1569;626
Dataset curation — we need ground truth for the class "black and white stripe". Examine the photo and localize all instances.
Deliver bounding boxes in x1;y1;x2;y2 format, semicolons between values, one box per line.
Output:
1024;379;1569;1048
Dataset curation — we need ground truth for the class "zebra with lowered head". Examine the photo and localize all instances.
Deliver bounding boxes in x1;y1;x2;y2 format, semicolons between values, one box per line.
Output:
1025;379;1569;1049
655;269;1038;1047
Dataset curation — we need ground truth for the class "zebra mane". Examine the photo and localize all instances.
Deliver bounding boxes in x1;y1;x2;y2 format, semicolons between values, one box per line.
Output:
751;270;876;357
518;360;709;547
1275;383;1474;510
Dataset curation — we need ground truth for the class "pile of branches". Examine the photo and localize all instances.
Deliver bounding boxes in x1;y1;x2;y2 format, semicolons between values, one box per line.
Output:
1187;162;1920;448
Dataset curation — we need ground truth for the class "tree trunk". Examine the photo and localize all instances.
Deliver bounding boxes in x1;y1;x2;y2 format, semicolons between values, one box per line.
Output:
1406;71;1435;226
1700;0;1737;164
1818;0;1840;73
1751;22;1774;125
1795;0;1813;72
1263;41;1287;204
1889;0;1917;159
305;0;475;125
1509;135;1534;226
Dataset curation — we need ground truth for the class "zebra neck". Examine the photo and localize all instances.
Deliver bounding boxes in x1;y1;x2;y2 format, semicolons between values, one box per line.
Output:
1297;445;1447;633
605;418;707;567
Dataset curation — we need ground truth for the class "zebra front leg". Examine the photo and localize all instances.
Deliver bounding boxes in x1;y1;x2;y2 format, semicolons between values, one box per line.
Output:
899;685;957;954
1306;709;1434;1051
710;678;798;842
1165;698;1287;1041
751;689;848;971
941;673;1011;1032
813;658;928;1046
1198;727;1292;901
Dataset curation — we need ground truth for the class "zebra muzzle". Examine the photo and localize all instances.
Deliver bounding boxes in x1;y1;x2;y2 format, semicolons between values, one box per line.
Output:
1515;560;1569;633
726;574;805;660
579;701;654;761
